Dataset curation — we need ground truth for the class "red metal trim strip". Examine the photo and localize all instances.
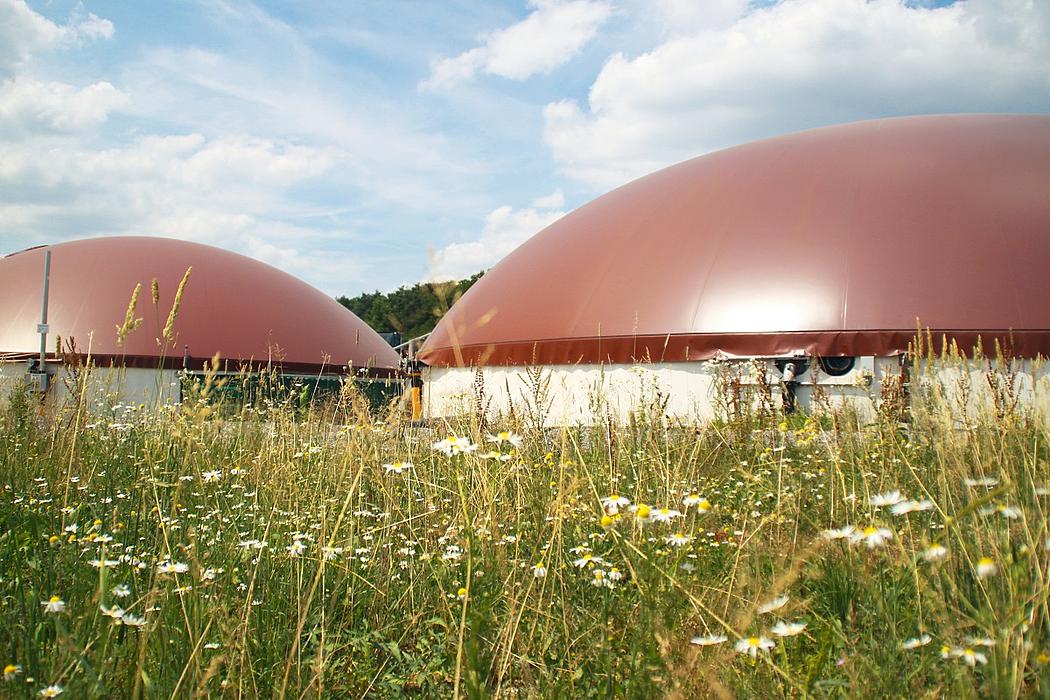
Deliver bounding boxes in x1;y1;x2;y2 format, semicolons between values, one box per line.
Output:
417;329;1049;367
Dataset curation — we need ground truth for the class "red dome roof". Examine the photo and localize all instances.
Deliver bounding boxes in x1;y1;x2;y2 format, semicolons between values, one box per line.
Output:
420;114;1050;367
0;236;399;374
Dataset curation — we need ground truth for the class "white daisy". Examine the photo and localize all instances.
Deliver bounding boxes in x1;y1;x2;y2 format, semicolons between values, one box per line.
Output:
965;636;996;647
771;621;807;637
735;636;775;657
757;596;789;614
869;490;905;507
42;596;66;614
121;613;147;627
383;461;413;474
976;557;997;578
690;633;728;646
922;544;948;562
850;526;894;548
683;494;711;512
601;495;630;513
487;431;523;447
572;553;605;568
100;604;125;620
821;525;855;541
890;500;934;515
156;560;189;575
651;507;683;523
432;436;477;456
901;634;932;649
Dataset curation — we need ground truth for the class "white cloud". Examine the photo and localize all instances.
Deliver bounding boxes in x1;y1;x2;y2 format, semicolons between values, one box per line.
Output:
0;1;113;76
125;45;484;213
0;0;66;74
0;131;342;283
0;77;127;134
544;0;1050;189
421;0;612;90
71;13;115;41
0;0;488;294
531;188;564;208
645;0;751;35
427;202;565;281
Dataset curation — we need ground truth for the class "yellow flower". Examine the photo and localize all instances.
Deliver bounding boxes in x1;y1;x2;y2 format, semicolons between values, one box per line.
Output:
456;587;468;599
735;636;775;656
976;557;997;578
42;596;66;614
851;526;893;548
634;504;652;522
600;514;615;528
4;664;22;681
601;495;630;513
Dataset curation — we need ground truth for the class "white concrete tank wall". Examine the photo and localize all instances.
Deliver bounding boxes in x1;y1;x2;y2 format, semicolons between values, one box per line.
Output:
0;363;181;407
423;356;1050;426
423;357;900;425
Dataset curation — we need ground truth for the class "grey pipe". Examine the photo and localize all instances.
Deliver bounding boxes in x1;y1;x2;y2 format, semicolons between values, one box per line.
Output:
39;249;51;371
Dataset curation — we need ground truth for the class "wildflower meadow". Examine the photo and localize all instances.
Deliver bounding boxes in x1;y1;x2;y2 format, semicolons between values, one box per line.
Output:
1;361;1049;698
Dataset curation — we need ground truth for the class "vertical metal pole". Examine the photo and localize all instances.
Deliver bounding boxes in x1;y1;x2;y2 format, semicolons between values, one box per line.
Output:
39;250;51;371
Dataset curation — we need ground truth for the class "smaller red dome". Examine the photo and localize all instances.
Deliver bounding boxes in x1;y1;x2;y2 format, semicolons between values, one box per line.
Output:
0;236;399;374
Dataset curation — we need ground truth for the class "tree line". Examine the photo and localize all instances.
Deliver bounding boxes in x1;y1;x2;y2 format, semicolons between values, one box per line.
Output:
336;272;483;341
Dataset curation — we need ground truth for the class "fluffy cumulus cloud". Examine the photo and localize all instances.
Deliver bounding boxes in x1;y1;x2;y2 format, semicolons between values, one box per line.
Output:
0;132;332;239
0;77;127;134
427;197;566;281
0;130;358;290
421;0;612;90
0;0;113;76
0;0;463;294
544;0;1050;188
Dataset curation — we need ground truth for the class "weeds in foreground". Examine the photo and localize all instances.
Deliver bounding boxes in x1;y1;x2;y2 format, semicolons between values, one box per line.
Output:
1;369;1049;698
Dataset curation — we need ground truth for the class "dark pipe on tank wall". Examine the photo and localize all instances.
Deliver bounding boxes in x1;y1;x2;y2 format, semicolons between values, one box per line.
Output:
777;359;808;414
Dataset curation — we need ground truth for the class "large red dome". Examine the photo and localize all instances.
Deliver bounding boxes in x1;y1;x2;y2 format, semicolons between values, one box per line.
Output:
420;114;1050;367
0;236;399;374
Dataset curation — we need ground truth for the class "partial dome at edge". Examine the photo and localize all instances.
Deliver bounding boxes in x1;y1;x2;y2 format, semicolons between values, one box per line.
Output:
420;114;1050;366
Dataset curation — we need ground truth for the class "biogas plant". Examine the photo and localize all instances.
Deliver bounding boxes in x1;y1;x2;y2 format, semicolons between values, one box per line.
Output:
0;236;399;405
418;115;1050;424
4;115;1050;424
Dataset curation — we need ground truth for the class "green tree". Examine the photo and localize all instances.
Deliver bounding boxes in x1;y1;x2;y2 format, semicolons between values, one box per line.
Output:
337;272;483;339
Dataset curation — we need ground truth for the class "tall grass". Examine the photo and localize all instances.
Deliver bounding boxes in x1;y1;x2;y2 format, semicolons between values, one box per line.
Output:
1;359;1048;698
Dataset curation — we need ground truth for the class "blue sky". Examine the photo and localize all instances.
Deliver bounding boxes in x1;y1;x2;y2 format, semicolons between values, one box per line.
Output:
1;0;1048;295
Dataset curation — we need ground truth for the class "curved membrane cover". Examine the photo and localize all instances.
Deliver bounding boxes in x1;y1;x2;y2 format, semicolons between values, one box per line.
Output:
0;236;400;374
421;114;1050;366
